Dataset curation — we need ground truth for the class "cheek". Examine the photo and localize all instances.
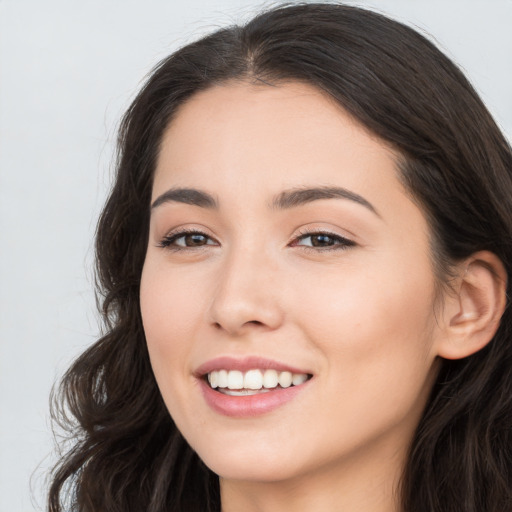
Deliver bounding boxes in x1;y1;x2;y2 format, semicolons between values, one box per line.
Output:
140;259;204;343
292;257;438;395
294;256;436;333
287;265;439;457
139;262;204;403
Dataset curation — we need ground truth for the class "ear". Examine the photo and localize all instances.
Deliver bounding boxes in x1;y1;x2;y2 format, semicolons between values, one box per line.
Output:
437;251;508;360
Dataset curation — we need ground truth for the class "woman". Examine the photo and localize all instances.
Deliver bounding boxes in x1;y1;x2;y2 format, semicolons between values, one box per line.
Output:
48;3;512;511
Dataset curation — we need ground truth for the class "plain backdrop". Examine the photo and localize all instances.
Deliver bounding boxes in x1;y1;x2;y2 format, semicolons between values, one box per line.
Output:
1;1;511;510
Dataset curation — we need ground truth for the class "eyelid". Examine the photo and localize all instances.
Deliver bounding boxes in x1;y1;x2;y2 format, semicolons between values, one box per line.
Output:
156;225;356;252
289;227;356;250
158;227;220;250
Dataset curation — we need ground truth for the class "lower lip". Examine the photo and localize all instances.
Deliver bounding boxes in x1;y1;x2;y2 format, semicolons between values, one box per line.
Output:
199;379;310;417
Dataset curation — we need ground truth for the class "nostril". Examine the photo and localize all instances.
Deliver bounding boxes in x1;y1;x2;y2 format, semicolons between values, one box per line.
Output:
213;320;264;331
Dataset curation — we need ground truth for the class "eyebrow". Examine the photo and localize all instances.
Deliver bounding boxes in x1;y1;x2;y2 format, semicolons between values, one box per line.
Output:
151;188;218;209
271;186;379;215
151;185;379;216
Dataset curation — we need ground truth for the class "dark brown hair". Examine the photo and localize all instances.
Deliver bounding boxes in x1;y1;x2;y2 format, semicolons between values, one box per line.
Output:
49;3;512;511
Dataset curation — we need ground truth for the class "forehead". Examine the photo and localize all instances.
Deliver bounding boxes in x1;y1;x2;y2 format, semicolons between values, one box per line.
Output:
154;81;400;198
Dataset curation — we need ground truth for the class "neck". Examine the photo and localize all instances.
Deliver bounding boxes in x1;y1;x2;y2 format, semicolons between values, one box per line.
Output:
220;439;406;512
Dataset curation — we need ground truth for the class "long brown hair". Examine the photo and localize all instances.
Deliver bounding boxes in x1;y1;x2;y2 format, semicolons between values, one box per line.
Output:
49;3;512;511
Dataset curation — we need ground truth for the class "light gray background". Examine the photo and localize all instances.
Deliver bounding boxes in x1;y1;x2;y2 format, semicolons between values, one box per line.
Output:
1;1;511;510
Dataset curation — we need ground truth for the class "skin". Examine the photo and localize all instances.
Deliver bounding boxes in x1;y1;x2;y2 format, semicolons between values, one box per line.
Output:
140;82;463;511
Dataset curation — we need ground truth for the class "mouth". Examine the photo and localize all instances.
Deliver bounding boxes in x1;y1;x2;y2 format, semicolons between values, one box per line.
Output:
196;357;313;417
205;369;313;396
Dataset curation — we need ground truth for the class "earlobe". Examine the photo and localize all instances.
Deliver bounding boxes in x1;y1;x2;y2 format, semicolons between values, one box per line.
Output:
437;251;508;360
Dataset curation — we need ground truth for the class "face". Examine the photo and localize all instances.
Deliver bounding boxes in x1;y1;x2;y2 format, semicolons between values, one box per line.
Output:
140;82;443;484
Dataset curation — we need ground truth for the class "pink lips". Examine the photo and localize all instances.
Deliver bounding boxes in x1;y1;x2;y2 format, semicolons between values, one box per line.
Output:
195;356;312;418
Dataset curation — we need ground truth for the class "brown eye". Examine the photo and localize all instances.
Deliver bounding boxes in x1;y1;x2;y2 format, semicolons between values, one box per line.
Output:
309;234;336;247
182;233;210;246
293;232;355;250
160;231;218;249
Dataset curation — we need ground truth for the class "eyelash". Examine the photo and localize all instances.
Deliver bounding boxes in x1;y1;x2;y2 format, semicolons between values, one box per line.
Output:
158;228;355;252
291;228;356;251
158;228;217;251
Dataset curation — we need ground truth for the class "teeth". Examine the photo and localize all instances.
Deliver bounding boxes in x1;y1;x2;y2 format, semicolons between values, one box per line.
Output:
244;369;263;390
292;373;308;386
222;388;270;396
278;371;292;388
262;369;278;388
227;370;244;390
209;371;219;388
218;369;228;388
207;369;309;391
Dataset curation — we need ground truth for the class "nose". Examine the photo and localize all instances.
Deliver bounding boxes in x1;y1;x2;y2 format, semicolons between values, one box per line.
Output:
208;245;285;336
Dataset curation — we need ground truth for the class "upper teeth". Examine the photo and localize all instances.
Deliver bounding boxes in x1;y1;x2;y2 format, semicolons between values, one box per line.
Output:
207;369;309;390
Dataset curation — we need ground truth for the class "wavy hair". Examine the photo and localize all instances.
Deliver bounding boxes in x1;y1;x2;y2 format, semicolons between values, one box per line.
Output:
48;3;512;511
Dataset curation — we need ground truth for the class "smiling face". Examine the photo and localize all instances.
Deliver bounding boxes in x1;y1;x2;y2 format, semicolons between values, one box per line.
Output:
140;82;444;487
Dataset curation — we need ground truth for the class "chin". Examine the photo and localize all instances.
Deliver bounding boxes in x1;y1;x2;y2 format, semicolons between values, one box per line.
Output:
189;435;307;483
205;456;301;483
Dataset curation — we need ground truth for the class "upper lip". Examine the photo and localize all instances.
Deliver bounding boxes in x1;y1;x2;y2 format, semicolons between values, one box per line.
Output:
194;356;312;377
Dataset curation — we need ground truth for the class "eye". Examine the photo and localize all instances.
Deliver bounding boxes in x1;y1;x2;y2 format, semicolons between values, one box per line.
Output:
291;231;355;250
159;229;218;250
